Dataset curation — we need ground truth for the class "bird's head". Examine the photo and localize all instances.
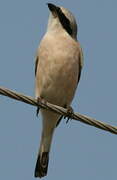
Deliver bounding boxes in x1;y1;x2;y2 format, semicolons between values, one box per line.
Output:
47;3;77;40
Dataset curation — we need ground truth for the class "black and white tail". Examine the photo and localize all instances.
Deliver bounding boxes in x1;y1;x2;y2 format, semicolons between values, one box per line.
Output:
34;109;60;178
35;152;49;178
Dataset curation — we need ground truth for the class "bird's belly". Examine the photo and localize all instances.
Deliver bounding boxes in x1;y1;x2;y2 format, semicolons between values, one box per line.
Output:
36;57;78;107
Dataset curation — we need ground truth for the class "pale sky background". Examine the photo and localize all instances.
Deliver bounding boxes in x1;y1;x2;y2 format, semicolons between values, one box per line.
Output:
0;0;117;179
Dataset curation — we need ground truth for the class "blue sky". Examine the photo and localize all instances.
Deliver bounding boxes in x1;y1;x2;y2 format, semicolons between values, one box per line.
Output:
0;0;117;179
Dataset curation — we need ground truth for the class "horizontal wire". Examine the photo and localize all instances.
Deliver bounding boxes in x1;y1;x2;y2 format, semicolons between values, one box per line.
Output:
0;86;117;134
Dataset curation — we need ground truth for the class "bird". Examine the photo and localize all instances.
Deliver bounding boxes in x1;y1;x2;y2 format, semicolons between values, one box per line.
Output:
34;3;83;178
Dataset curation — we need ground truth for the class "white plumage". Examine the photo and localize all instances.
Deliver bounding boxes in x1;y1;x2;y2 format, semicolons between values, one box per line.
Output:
35;3;83;178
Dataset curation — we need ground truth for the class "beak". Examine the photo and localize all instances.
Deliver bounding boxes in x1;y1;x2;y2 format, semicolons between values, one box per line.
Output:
47;3;59;17
47;3;58;12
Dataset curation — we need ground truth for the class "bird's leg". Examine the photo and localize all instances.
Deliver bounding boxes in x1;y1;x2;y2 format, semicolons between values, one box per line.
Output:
36;97;41;117
64;106;74;123
36;97;47;117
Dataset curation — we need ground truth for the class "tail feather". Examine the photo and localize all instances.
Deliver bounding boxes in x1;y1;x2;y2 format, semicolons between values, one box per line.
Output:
35;109;59;178
35;152;49;178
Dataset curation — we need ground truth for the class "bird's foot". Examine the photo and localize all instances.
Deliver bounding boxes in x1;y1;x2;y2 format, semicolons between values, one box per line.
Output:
36;97;41;117
64;106;74;123
36;97;47;117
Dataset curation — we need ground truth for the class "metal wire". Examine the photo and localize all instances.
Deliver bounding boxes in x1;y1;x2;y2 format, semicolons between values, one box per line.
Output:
0;86;117;134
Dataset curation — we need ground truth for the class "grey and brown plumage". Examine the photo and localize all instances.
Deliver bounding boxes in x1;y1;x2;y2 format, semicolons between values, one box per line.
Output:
35;3;83;178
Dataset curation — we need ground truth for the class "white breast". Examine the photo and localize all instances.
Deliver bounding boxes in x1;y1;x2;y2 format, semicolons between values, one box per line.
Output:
35;32;79;107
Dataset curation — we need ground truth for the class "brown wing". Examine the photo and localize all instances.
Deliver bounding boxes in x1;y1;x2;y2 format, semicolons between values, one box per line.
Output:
35;56;39;76
77;47;84;84
35;56;40;116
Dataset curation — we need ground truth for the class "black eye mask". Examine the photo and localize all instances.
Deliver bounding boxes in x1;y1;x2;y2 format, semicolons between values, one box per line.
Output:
56;7;73;36
47;3;73;36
